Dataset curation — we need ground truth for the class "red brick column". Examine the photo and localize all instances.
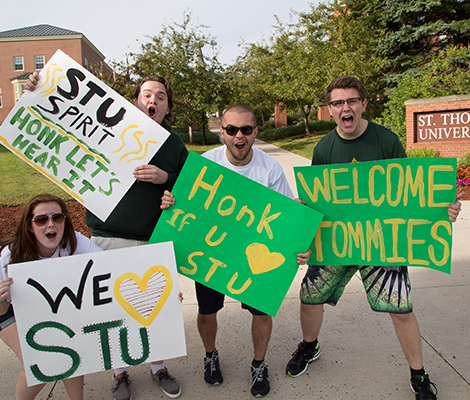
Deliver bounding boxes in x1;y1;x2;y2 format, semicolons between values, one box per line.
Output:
274;103;287;128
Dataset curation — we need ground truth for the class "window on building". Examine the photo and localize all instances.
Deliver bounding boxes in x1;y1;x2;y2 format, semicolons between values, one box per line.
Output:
35;55;45;70
11;79;26;103
13;56;24;71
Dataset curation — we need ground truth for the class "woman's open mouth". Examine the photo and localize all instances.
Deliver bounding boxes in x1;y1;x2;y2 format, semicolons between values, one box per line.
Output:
46;232;57;240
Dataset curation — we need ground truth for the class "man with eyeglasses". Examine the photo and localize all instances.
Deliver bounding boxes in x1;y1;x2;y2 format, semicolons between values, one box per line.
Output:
285;76;462;400
162;104;310;397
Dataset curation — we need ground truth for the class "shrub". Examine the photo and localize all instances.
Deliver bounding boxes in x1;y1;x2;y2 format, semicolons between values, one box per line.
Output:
457;152;470;187
406;148;440;158
176;130;221;145
258;120;275;132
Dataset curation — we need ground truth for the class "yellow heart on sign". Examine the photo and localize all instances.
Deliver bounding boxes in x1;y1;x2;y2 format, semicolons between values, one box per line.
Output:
246;243;285;275
114;265;173;327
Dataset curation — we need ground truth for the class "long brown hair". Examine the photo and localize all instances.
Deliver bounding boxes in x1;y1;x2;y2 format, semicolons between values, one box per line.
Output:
0;194;77;264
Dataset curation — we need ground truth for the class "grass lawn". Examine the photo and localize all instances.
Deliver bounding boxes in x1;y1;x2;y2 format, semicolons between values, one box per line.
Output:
0;146;72;206
267;132;327;159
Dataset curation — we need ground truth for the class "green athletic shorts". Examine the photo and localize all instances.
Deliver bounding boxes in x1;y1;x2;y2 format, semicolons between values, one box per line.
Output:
300;265;413;314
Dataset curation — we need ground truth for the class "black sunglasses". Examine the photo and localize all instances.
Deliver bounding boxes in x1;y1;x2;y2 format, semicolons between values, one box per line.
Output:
222;125;255;136
31;213;66;227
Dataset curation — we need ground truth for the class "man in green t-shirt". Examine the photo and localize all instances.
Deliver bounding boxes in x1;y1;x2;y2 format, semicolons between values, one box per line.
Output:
285;76;462;400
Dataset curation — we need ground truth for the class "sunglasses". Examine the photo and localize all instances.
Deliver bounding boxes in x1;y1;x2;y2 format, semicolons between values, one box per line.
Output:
329;97;362;108
31;213;66;227
222;125;255;136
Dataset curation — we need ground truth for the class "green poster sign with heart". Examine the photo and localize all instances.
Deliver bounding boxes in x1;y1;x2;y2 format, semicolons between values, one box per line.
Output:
149;152;324;316
294;157;456;274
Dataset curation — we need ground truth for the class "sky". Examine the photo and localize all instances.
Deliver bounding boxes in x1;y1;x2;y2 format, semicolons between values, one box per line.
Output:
1;0;321;67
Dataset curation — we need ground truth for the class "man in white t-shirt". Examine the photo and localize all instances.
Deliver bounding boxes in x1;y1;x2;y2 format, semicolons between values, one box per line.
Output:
162;105;310;397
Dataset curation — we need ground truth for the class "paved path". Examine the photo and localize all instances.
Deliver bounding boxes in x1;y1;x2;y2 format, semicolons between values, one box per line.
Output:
1;141;469;399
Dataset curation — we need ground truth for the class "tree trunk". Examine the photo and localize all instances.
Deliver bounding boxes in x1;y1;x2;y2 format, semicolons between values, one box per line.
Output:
300;105;311;135
189;125;193;143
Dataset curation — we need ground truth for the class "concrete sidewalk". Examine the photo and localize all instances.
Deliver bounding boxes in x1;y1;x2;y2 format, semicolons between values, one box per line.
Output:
1;141;469;399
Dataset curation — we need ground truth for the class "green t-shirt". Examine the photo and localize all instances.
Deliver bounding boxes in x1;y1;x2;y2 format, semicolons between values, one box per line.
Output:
312;120;406;165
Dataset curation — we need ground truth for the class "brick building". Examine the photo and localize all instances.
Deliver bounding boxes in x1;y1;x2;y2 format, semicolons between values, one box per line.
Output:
0;24;109;124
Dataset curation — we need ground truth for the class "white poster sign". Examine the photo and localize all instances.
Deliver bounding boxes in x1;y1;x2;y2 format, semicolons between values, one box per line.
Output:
9;242;186;386
0;50;170;221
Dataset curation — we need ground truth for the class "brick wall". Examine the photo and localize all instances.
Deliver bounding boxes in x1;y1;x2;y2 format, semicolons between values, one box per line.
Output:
274;103;287;128
405;95;470;158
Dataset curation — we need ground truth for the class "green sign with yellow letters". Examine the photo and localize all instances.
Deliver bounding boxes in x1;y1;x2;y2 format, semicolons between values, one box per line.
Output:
294;158;456;274
150;152;324;316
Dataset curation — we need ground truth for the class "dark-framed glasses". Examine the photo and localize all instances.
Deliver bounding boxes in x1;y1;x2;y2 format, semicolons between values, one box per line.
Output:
329;97;362;108
222;125;255;136
31;213;66;227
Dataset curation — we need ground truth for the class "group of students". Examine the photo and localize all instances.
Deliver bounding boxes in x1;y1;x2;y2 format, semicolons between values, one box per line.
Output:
0;74;462;400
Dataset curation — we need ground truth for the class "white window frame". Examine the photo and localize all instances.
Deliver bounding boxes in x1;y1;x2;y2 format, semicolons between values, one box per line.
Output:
13;56;24;71
35;55;45;70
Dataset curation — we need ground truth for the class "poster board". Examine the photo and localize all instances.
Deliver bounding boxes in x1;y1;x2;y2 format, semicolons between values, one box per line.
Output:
9;242;185;386
295;157;456;273
150;152;324;316
0;50;170;221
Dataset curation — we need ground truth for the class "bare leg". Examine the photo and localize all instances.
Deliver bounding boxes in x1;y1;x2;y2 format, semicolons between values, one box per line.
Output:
197;312;218;353
0;322;46;400
390;312;423;370
300;303;324;342
252;315;272;360
63;376;84;400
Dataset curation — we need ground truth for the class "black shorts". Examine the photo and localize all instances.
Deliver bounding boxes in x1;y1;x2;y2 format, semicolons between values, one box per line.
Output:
195;282;266;316
0;304;15;331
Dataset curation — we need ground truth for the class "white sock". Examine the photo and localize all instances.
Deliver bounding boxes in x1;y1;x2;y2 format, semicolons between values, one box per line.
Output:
151;362;166;374
114;366;129;376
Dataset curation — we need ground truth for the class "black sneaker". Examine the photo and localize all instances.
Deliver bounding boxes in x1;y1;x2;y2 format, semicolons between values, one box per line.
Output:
251;360;270;397
286;341;321;377
204;349;223;385
111;371;131;400
410;373;437;400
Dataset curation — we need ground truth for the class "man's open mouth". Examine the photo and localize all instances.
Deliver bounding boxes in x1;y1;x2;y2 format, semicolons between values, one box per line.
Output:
148;107;156;118
342;115;354;127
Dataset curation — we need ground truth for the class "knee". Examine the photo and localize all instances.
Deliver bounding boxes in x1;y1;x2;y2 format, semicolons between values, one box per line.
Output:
198;312;217;323
390;311;415;325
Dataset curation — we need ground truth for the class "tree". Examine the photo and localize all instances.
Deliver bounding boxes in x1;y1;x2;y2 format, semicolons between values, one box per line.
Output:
363;0;470;84
128;11;225;141
236;0;386;134
379;46;470;143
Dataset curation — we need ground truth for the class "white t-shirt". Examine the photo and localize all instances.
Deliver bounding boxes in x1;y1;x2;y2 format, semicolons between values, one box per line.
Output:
0;232;102;299
203;145;294;199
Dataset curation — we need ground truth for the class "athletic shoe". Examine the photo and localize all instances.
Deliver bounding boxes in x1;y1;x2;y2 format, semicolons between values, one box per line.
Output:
251;360;270;397
204;349;223;385
111;371;131;400
286;341;321;377
151;368;181;398
410;373;437;400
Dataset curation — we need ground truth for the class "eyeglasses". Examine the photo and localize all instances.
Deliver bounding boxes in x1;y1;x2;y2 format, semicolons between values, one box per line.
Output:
329;97;362;108
222;125;255;136
31;213;66;227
